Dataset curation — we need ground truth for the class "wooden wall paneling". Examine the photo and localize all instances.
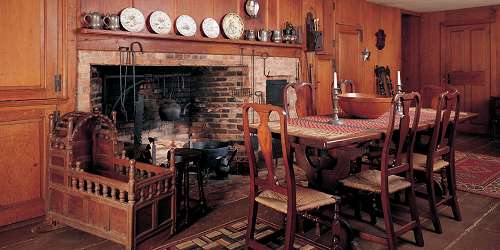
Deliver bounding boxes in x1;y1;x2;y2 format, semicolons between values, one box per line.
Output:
419;12;445;86
401;14;421;92
213;0;239;22
267;0;279;30
336;24;363;89
469;25;491;126
335;0;361;26
0;107;53;226
61;0;78;111
378;6;401;87
175;0;214;36
0;0;59;101
277;0;291;30
322;0;335;56
315;54;334;115
495;6;500;97
359;1;381;93
443;6;496;26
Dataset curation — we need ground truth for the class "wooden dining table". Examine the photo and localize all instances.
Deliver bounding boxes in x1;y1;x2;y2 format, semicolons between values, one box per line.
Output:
245;108;478;192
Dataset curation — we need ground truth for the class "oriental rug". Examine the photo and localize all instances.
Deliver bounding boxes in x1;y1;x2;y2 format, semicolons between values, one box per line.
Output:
158;217;326;250
455;151;500;199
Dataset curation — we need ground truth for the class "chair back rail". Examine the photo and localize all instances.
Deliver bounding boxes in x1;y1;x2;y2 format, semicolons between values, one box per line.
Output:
283;82;315;118
381;92;422;188
429;90;460;162
242;103;296;208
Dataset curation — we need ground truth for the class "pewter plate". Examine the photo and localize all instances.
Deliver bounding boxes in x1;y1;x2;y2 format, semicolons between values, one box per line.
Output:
120;7;145;32
149;10;172;34
222;13;244;40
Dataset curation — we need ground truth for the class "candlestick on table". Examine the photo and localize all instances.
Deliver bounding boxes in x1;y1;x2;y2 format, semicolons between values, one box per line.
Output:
334;72;338;89
331;72;342;125
396;71;403;115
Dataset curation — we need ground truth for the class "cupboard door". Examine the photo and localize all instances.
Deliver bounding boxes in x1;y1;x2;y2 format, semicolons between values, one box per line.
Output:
0;107;50;226
0;0;59;101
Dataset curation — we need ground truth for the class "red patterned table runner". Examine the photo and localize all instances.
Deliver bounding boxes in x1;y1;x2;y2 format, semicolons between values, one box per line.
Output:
250;109;476;148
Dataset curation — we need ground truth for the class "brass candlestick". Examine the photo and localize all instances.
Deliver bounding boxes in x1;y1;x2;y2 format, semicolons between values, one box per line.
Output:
331;87;343;125
396;81;403;115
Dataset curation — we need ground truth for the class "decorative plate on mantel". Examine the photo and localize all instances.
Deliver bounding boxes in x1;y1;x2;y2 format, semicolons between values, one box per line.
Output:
202;17;220;38
222;13;244;40
120;7;145;32
149;11;172;34
176;15;197;37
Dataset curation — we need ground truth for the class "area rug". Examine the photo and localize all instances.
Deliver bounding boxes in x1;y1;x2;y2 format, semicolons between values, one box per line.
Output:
455;151;500;199
158;217;326;250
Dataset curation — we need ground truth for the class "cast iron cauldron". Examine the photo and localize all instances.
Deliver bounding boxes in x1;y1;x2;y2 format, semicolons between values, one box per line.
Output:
191;141;237;178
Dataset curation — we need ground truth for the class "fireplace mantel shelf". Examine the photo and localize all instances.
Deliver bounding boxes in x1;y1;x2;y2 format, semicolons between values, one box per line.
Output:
79;28;304;49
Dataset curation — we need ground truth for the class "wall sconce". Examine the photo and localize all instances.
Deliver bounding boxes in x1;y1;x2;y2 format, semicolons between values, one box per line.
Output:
362;48;371;61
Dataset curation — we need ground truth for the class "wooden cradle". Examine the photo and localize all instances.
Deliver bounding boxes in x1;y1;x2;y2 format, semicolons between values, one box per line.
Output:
47;111;175;250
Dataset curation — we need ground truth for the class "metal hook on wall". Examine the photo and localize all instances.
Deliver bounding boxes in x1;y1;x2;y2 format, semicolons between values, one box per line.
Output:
261;52;272;77
261;52;292;78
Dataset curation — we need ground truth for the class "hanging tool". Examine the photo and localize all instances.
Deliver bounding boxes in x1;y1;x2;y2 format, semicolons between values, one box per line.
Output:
118;46;129;120
129;41;144;145
261;52;291;78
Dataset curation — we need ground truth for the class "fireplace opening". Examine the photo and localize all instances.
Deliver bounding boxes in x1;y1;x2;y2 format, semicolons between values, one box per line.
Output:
90;65;248;167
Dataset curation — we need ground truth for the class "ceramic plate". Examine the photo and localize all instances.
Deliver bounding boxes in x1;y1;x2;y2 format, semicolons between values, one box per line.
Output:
149;11;172;34
222;13;244;40
120;7;145;32
202;17;220;38
176;15;197;37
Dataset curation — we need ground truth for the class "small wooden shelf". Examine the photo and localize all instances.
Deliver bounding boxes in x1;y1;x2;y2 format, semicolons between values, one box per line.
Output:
78;28;304;49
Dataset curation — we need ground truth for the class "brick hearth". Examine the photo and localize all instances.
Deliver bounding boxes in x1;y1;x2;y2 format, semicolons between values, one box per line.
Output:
77;51;299;164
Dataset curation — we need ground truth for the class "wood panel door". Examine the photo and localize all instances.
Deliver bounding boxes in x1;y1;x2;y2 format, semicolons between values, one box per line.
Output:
336;24;363;90
315;54;334;115
441;23;491;131
0;0;60;101
0;107;52;226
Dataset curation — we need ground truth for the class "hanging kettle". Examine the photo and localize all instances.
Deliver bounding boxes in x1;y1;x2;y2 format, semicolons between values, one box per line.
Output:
159;76;190;121
159;99;181;121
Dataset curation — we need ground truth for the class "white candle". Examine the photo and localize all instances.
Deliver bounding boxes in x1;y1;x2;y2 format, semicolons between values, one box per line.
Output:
397;71;402;86
334;72;338;89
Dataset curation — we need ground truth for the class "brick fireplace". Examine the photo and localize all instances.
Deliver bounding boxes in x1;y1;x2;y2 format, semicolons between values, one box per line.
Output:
77;50;299;164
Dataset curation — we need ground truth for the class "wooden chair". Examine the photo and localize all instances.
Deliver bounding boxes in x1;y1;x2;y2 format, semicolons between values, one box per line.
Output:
283;82;315;118
242;103;342;249
489;96;500;139
340;92;424;250
413;89;462;233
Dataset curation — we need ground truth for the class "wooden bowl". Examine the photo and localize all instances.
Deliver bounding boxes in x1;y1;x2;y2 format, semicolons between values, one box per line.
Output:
338;93;392;119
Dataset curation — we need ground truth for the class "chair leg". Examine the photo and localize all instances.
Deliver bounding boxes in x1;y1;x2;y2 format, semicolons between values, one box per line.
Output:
353;190;362;220
245;195;258;249
425;174;443;234
446;165;462;221
331;202;342;250
406;188;424;247
369;194;377;225
381;192;397;250
196;164;207;213
284;209;296;250
184;167;190;225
